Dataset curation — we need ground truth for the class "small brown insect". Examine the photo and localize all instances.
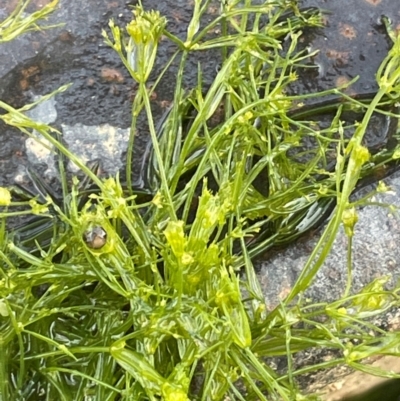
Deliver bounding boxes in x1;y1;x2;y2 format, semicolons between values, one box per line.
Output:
83;226;107;249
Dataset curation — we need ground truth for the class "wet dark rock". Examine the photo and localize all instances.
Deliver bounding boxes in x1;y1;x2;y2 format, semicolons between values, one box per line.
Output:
0;0;221;184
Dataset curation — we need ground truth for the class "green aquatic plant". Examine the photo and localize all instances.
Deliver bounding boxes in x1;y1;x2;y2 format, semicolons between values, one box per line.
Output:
0;0;60;43
1;1;400;400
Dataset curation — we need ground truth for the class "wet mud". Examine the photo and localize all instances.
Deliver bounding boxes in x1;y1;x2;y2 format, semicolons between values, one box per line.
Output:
297;0;399;97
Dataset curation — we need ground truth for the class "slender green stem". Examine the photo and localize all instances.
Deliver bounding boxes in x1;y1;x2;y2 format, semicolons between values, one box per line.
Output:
141;83;176;220
344;235;353;298
284;86;390;306
126;93;142;193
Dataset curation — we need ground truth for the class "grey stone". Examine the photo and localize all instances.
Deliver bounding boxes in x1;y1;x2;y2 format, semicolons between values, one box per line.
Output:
61;123;129;175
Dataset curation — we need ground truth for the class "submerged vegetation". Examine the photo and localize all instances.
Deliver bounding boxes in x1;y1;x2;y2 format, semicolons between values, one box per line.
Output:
1;0;400;400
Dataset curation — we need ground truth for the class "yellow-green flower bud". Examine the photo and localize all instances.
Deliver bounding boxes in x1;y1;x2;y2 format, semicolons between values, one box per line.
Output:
0;187;11;206
164;221;185;258
126;8;166;82
342;207;358;237
29;199;49;215
162;384;189;401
